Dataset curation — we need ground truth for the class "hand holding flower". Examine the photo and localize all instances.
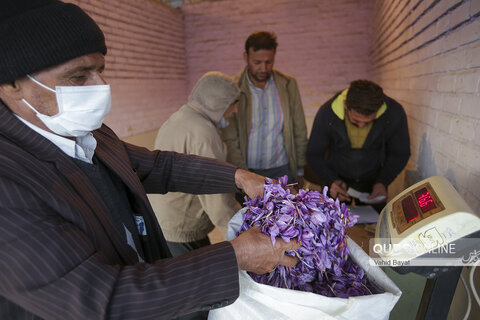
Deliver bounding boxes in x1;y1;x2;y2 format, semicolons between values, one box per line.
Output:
231;227;300;274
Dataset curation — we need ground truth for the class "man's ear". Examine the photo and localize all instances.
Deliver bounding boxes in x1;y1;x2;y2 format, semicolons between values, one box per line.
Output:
243;51;248;64
0;80;24;101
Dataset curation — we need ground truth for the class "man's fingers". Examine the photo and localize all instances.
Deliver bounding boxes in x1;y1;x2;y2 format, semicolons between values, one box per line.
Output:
234;169;266;199
280;254;298;268
277;238;300;268
331;180;351;202
283;238;301;251
336;190;351;201
337;190;349;197
336;186;350;199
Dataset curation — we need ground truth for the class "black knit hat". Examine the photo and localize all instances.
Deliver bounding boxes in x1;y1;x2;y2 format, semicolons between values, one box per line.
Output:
0;0;107;84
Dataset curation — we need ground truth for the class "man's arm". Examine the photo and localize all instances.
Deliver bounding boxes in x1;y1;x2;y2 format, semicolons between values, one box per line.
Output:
220;114;248;170
306;104;338;187
126;142;238;195
289;77;308;179
0;173;294;320
0;173;241;319
126;141;265;199
376;102;411;187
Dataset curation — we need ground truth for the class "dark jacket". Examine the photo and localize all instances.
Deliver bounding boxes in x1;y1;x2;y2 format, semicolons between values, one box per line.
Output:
306;91;410;192
0;101;239;319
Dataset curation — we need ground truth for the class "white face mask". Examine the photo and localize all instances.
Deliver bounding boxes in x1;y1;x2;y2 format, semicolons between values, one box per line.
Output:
22;74;111;137
218;116;229;129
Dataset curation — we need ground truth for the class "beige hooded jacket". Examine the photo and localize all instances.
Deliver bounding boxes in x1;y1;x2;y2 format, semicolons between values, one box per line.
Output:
148;72;241;242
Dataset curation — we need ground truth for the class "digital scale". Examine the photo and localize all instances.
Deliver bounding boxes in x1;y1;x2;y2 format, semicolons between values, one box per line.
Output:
373;176;480;319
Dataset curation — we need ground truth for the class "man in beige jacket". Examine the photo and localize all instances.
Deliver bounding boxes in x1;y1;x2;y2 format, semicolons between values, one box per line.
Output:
221;31;308;189
148;72;241;259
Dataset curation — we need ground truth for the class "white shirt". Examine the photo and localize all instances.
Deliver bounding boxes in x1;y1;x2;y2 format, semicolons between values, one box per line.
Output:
15;116;97;164
246;73;288;170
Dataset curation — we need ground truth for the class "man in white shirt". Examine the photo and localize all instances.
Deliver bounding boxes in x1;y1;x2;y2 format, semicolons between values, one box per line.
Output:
222;31;308;190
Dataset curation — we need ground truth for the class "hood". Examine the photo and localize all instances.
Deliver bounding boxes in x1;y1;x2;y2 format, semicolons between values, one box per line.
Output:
332;88;387;120
187;71;240;124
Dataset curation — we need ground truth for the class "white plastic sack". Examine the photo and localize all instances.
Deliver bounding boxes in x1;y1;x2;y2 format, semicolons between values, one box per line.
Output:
208;209;401;320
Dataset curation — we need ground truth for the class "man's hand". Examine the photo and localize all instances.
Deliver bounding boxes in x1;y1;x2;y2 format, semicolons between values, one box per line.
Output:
369;182;387;200
230;227;300;274
234;169;265;199
329;179;350;201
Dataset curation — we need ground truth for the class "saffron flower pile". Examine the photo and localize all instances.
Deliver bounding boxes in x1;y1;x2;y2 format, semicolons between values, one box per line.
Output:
238;176;379;298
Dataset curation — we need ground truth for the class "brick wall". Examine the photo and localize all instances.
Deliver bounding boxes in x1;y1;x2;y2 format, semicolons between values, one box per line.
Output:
66;0;480;214
371;0;480;212
70;0;188;138
182;0;374;118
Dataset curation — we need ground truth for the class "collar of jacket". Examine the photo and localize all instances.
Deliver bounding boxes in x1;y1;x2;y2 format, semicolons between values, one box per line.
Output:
236;67;292;132
236;67;291;94
331;88;387;120
326;92;392;151
0;100;142;264
0;100;63;162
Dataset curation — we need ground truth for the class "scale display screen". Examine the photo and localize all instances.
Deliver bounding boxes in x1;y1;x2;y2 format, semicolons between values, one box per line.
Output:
392;182;445;234
401;196;419;222
414;187;437;213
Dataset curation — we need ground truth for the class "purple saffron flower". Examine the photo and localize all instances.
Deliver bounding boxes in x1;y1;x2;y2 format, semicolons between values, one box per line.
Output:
239;175;380;297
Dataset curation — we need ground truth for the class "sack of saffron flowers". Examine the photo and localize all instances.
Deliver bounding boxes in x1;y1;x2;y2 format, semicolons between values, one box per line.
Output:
240;175;376;297
209;176;402;320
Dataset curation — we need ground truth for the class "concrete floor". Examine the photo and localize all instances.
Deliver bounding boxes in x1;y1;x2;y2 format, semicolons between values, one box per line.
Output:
383;267;426;320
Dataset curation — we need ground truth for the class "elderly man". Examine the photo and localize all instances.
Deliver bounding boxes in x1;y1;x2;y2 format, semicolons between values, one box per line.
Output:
0;1;299;319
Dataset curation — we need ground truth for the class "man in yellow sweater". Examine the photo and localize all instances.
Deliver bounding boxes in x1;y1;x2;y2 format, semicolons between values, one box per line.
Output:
306;80;410;212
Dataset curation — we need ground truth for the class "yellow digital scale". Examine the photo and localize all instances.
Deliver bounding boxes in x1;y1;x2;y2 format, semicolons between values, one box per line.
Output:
373;176;480;319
